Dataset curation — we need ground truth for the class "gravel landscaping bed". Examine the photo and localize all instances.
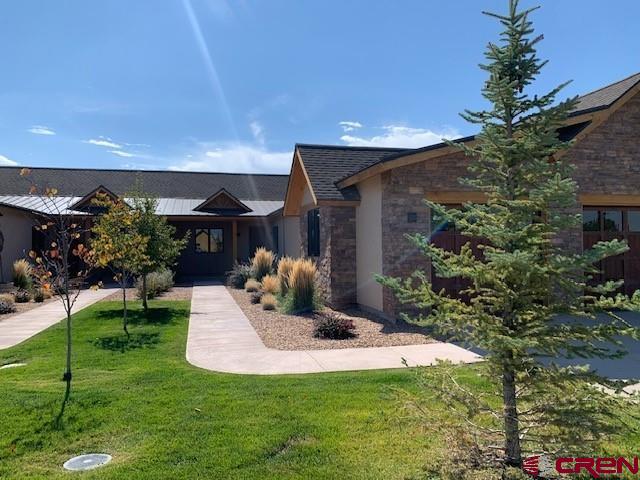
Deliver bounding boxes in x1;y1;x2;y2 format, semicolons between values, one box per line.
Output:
0;295;57;321
227;286;434;350
101;284;193;303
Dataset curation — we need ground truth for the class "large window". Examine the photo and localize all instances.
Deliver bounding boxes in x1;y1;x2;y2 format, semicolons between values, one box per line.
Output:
307;209;320;257
194;228;224;253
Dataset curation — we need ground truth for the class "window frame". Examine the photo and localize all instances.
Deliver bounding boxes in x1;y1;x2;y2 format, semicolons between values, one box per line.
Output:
194;227;224;254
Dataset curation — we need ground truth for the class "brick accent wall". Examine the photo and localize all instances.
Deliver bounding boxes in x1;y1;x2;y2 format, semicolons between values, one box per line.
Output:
299;205;357;308
379;91;640;317
380;151;471;316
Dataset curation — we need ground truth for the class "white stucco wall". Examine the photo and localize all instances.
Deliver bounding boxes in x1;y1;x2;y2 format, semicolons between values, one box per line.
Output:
0;206;34;283
282;215;300;258
355;175;383;311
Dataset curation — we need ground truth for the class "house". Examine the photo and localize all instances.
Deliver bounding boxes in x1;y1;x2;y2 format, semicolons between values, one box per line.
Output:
1;72;639;318
0;169;298;281
282;72;640;317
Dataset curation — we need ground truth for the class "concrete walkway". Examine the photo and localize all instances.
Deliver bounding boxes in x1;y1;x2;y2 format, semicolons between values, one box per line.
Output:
0;288;115;350
186;282;481;375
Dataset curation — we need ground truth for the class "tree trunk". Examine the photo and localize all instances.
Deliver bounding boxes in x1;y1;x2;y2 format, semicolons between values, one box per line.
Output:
502;359;522;471
142;273;148;313
122;273;129;338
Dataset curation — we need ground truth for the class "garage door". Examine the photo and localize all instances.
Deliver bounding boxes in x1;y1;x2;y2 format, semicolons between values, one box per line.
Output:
583;208;640;295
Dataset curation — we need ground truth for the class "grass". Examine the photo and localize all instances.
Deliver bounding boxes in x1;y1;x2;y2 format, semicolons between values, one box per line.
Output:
0;300;432;479
1;300;638;479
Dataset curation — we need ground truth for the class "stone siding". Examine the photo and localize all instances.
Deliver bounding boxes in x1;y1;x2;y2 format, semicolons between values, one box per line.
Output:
299;206;357;308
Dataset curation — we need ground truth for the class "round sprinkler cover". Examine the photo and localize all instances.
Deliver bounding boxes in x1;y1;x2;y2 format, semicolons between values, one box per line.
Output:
63;453;112;471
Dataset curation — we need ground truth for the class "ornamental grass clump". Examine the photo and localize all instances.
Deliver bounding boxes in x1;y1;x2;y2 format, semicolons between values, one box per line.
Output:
260;293;277;311
251;247;273;281
226;262;252;289
261;274;279;295
12;259;32;290
245;279;260;293
283;258;318;314
276;256;295;296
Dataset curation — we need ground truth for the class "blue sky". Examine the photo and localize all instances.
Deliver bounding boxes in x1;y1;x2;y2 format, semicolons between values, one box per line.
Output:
0;0;638;173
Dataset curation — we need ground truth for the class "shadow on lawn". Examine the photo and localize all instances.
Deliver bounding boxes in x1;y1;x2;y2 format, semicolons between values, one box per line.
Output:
92;332;160;352
95;307;185;326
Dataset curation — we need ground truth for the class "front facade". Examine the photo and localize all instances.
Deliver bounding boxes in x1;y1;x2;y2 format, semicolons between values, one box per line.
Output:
0;169;299;282
283;72;640;317
1;72;639;318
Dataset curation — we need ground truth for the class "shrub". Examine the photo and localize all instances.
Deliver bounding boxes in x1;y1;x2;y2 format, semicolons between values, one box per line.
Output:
283;258;317;313
0;293;14;303
251;247;274;281
313;312;356;339
250;291;263;304
261;274;279;294
136;268;174;300
226;262;252;289
276;256;295;296
245;279;260;293
0;299;15;314
261;293;277;311
14;290;31;303
33;289;46;303
12;259;32;290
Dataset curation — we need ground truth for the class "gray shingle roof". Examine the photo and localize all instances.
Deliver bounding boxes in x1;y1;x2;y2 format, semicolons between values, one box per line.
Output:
570;72;640;116
0;167;288;201
296;144;409;201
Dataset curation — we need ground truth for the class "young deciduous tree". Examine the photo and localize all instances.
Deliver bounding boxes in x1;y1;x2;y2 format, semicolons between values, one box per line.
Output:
128;190;188;313
379;0;640;475
20;168;95;423
91;194;150;336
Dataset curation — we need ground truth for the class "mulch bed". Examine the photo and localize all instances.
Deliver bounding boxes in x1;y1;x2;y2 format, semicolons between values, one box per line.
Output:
227;286;434;350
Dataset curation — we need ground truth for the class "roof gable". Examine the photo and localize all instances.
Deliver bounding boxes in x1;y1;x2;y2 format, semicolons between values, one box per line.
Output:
193;188;252;213
70;185;119;211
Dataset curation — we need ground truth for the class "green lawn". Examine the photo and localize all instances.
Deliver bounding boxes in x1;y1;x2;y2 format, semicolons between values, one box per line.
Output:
1;301;637;479
0;300;436;479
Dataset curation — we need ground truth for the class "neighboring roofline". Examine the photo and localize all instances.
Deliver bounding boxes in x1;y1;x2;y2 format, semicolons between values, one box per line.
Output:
193;188;252;212
70;185;119;210
0;200;43;217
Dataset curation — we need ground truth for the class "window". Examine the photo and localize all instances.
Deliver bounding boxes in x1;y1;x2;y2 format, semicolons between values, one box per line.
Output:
603;210;622;232
194;228;224;253
271;225;279;254
307;209;320;256
628;211;640;232
582;210;600;232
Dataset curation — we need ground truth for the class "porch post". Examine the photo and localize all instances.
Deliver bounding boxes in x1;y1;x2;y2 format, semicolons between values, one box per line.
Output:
232;220;237;262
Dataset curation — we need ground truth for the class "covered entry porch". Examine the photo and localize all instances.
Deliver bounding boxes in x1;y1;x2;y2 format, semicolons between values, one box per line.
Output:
171;217;280;278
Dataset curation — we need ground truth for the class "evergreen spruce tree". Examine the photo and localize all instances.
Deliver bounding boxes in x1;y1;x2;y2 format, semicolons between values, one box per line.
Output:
380;0;639;474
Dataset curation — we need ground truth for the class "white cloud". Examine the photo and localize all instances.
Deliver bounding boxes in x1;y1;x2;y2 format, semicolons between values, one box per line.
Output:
0;154;18;166
249;120;265;145
339;121;363;132
84;137;122;149
341;125;460;148
109;150;135;158
28;125;56;136
169;143;291;174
